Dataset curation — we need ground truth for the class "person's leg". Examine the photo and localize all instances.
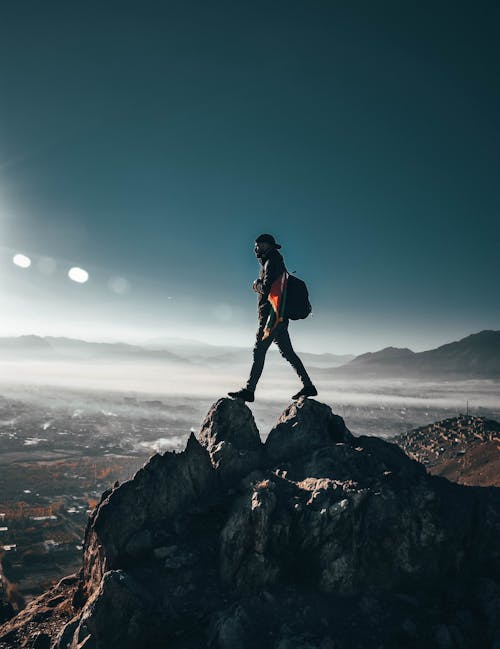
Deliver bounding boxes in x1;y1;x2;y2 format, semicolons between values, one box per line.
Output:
245;319;287;392
274;320;314;387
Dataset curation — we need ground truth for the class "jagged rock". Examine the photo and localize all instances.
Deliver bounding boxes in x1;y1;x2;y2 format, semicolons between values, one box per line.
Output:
55;575;79;589
265;399;355;464
0;577;15;626
59;570;155;649
1;397;500;649
220;475;285;590
198;397;264;484
125;529;152;558
209;603;254;649
0;601;13;627
0;573;79;649
78;431;218;601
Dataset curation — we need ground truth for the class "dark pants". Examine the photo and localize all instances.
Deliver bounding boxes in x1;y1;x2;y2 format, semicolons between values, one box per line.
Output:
245;317;313;392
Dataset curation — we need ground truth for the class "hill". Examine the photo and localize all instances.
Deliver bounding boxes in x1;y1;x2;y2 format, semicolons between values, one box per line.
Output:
395;414;500;487
332;329;500;378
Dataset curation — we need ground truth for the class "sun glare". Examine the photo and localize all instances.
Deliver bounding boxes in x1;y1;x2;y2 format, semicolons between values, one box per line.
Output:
68;267;89;283
12;253;31;268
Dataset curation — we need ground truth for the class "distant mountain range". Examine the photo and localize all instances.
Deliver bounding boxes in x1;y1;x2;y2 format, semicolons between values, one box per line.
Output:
0;335;353;369
0;329;498;378
324;329;500;379
0;335;186;364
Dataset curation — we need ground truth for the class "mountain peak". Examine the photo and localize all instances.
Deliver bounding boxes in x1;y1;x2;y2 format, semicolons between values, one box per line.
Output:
347;345;416;366
335;329;500;378
1;398;499;649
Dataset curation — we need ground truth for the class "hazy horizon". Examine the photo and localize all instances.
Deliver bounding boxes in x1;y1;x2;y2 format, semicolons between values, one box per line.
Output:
0;302;497;357
0;325;497;359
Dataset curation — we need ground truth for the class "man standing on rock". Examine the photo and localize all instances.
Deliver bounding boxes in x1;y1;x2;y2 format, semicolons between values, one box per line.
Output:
228;233;317;402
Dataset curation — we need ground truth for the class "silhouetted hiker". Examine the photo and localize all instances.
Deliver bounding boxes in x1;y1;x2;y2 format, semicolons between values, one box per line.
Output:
228;233;317;402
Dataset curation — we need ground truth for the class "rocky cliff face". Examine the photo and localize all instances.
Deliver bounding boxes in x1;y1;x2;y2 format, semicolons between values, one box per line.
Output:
1;398;500;649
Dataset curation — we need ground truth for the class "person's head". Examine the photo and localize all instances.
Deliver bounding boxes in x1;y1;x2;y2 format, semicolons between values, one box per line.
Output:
254;233;281;258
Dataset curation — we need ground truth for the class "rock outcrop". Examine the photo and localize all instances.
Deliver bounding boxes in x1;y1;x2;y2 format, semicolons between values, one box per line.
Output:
0;563;17;626
0;598;13;627
1;397;500;649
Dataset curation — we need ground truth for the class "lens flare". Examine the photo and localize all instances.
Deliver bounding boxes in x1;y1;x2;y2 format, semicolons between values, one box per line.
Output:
68;267;89;283
107;276;129;295
12;253;31;268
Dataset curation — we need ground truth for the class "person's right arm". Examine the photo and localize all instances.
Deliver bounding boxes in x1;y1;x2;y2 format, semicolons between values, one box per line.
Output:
255;257;279;300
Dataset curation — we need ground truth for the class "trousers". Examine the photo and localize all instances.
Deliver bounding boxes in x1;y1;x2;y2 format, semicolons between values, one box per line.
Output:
245;316;313;392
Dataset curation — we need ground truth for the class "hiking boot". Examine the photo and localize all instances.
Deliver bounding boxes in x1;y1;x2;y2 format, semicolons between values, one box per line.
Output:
292;384;318;400
227;388;255;402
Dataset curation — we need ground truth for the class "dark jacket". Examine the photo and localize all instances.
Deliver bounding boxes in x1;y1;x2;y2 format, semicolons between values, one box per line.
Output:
255;247;286;318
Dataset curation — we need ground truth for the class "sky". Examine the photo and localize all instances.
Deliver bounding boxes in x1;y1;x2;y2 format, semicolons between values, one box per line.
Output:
0;1;498;355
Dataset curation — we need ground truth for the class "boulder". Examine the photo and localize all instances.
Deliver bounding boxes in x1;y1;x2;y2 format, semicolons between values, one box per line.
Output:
198;397;264;484
265;399;355;464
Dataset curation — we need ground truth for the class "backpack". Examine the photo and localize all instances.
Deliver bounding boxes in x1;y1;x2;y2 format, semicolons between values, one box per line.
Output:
284;271;312;320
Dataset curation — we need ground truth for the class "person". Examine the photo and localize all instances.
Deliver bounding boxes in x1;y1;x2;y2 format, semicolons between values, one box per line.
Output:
228;233;318;402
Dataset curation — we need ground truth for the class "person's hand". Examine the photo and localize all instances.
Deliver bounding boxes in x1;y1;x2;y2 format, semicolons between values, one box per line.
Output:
253;278;262;293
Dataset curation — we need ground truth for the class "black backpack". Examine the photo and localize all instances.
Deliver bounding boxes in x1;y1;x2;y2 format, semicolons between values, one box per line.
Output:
284;270;312;320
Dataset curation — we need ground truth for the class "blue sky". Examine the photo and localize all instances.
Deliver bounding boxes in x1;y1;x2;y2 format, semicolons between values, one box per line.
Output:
0;1;498;354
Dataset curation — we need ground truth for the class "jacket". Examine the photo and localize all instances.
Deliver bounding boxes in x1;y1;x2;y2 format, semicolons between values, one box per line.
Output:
255;247;286;318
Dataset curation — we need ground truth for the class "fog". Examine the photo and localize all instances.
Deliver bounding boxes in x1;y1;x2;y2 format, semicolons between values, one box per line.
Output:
1;357;499;440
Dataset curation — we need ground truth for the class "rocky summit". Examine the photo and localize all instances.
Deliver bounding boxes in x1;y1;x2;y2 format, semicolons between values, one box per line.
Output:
1;398;500;649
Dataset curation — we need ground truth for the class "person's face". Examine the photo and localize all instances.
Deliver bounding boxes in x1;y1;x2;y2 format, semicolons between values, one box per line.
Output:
254;241;271;258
